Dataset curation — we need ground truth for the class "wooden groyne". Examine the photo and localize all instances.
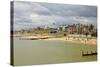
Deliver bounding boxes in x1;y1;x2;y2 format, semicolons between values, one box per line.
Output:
82;51;97;56
19;36;54;40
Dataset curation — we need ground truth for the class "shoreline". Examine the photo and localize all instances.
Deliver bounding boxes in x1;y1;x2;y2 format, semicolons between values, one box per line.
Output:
15;35;97;45
43;37;97;45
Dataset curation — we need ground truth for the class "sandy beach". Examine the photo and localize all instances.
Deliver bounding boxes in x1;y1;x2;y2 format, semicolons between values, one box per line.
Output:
43;37;97;45
16;34;97;45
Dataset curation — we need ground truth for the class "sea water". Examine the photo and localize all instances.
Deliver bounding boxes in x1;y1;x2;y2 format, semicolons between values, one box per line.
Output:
13;37;97;66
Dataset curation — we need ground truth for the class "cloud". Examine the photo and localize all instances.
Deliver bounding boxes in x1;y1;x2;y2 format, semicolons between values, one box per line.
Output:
13;1;97;30
40;3;97;17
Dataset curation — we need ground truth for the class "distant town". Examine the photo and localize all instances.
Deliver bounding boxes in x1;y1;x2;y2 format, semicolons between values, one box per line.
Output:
14;23;97;37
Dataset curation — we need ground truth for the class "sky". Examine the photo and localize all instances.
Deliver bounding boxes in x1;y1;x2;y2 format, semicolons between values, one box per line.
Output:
13;1;97;30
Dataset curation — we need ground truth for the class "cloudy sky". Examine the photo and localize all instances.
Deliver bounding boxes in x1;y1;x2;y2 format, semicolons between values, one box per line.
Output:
13;1;97;30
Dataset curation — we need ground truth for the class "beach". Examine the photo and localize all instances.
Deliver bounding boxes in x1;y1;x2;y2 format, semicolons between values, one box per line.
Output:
17;34;97;45
43;37;97;45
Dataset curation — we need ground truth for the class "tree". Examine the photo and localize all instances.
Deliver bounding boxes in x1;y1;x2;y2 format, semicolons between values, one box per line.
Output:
89;24;94;32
